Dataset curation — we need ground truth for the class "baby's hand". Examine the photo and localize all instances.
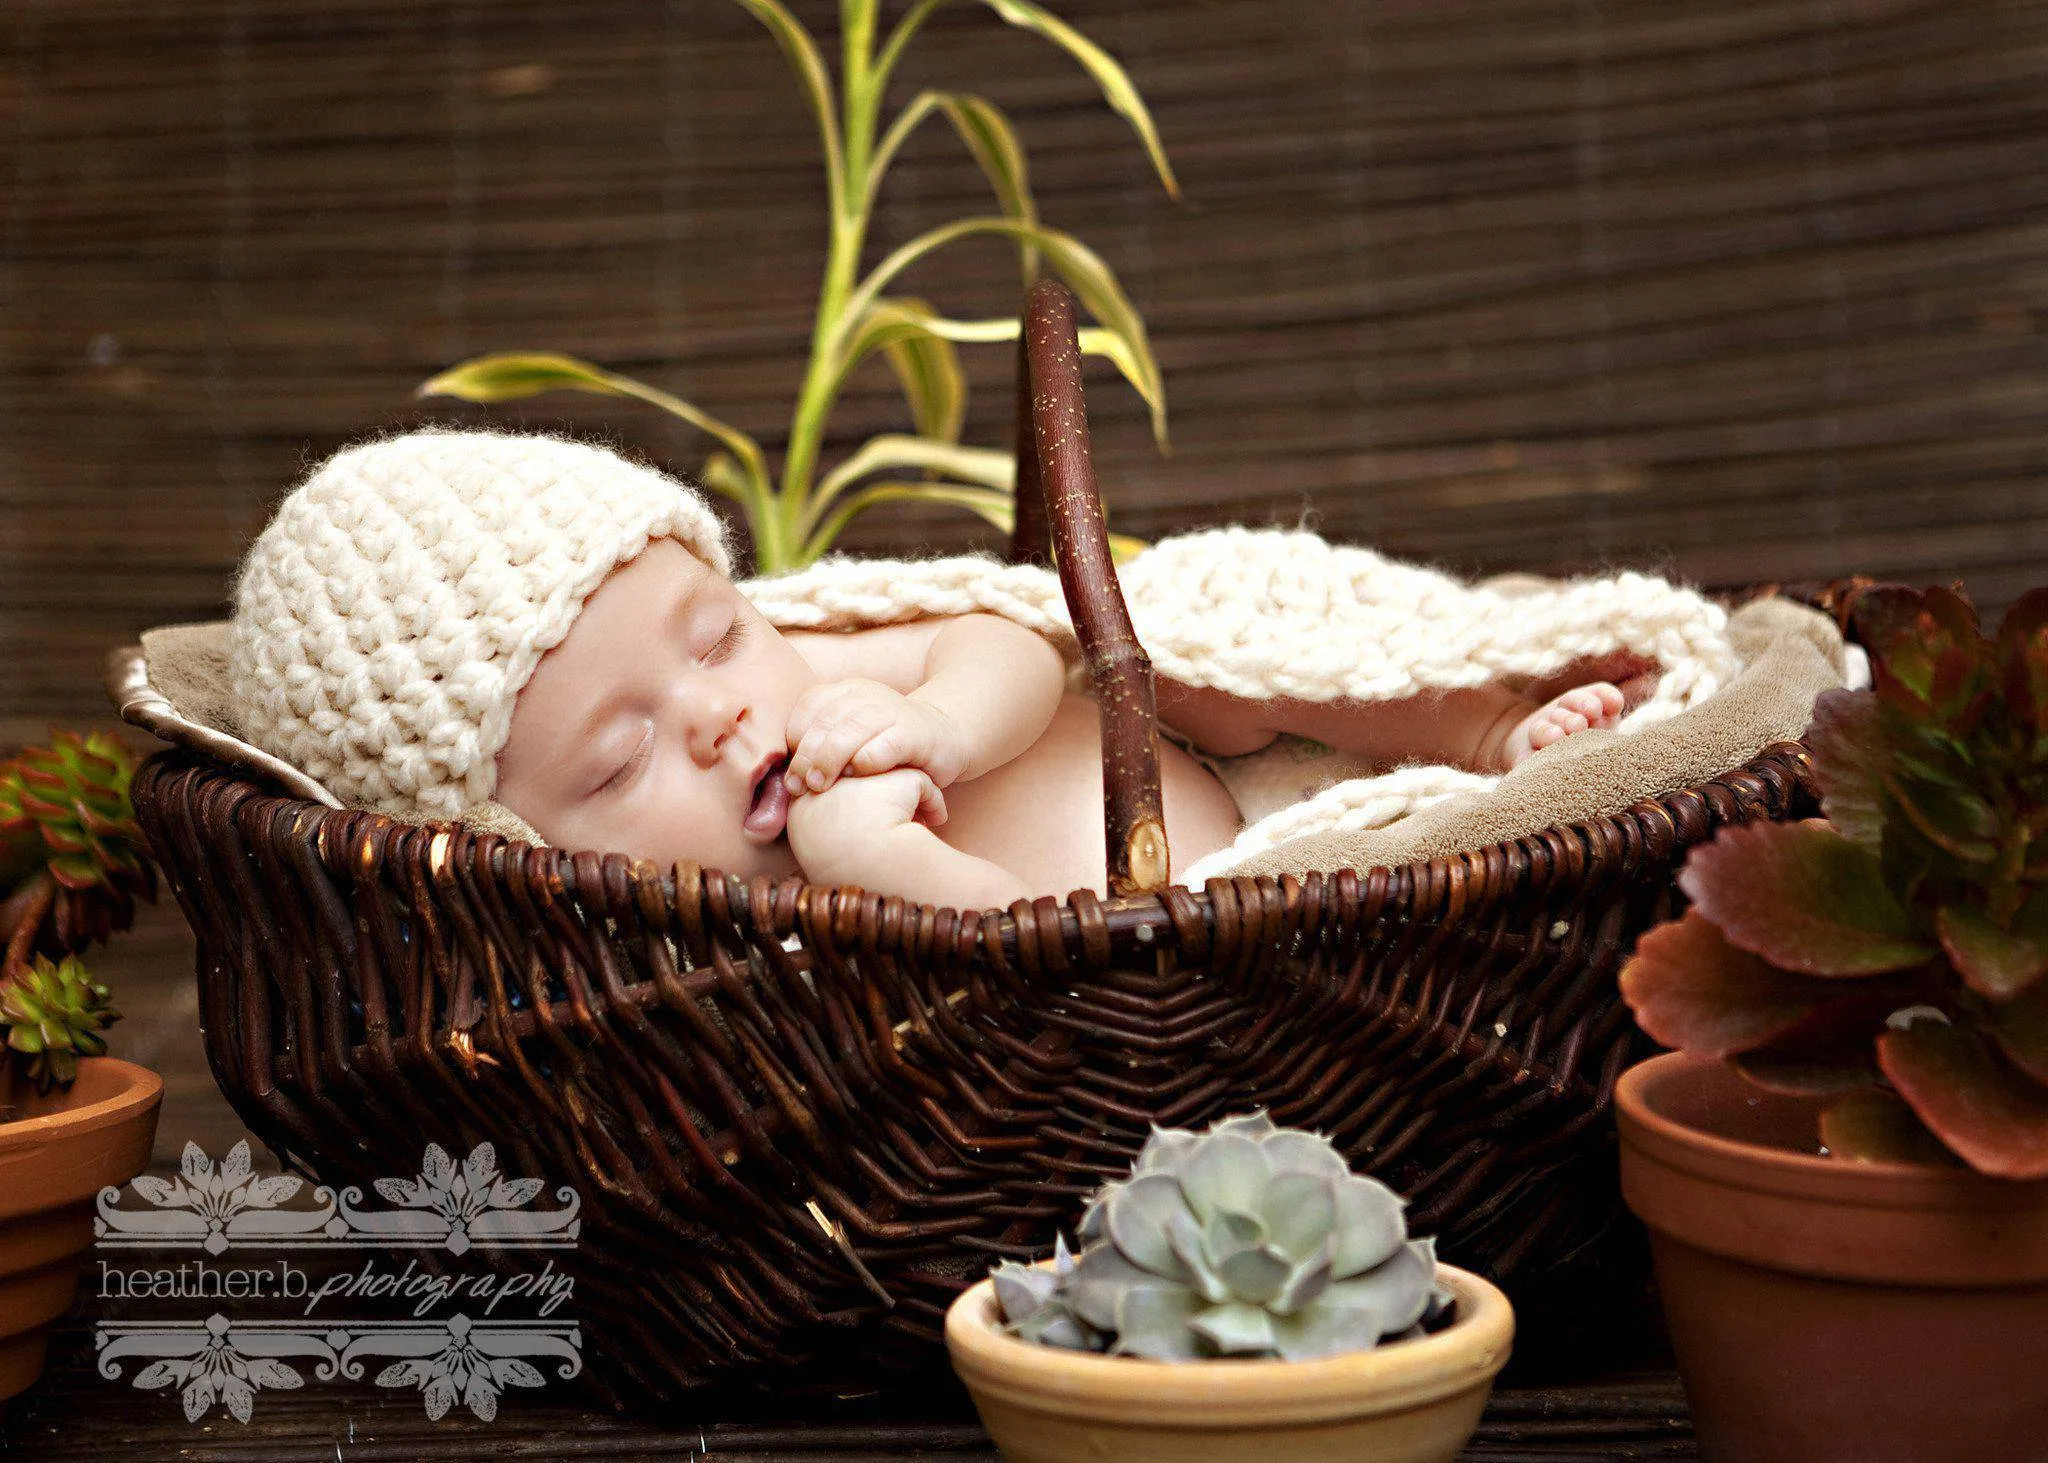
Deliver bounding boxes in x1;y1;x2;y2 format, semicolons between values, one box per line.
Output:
783;679;970;795
784;768;948;884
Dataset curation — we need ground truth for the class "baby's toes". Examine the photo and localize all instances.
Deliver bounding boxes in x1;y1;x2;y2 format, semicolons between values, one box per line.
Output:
1555;688;1603;722
1586;681;1626;723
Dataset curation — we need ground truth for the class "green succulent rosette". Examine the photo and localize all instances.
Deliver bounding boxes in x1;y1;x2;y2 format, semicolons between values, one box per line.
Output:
1;953;119;1093
992;1113;1445;1361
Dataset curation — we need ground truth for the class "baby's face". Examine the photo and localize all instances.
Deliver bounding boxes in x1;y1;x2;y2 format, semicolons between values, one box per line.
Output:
494;537;816;879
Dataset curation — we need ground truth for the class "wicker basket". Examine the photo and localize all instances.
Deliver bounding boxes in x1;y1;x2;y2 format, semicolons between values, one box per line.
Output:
116;283;1847;1401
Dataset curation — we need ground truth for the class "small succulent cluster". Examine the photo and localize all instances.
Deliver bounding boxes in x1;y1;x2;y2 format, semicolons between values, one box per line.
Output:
0;729;155;1097
1;955;118;1091
1621;585;2048;1176
992;1113;1445;1361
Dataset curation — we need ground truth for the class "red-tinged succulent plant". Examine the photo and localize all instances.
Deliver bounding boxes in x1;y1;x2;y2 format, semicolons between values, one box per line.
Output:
0;729;157;1100
1620;584;2048;1178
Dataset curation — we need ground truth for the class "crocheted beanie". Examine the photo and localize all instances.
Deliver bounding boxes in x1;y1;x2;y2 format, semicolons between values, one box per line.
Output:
228;427;731;823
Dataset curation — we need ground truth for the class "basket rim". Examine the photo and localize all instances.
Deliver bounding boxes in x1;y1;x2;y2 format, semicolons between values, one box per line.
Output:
130;737;1816;962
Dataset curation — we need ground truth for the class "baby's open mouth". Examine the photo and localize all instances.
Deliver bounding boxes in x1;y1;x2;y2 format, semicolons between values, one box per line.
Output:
744;754;789;842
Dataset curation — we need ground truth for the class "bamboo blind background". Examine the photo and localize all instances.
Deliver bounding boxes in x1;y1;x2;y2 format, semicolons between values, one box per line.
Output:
4;0;2047;1160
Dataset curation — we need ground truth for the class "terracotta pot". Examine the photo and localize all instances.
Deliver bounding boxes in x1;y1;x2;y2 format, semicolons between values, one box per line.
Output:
0;1058;162;1405
1617;1051;2048;1463
944;1262;1513;1463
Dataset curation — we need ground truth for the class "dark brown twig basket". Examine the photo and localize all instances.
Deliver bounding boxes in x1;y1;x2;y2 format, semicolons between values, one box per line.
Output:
123;282;1840;1401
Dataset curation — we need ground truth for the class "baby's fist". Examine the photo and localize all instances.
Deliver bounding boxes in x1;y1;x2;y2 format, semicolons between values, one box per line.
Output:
785;768;948;884
783;679;969;795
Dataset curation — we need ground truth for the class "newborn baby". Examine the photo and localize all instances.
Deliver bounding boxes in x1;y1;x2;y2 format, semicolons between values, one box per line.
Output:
493;538;1628;907
229;429;1634;908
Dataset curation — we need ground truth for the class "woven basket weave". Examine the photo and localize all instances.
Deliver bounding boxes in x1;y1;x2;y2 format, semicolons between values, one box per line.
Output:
118;283;1850;1401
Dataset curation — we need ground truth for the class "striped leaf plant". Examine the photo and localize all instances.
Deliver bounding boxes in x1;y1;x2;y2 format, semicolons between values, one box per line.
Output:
420;0;1175;574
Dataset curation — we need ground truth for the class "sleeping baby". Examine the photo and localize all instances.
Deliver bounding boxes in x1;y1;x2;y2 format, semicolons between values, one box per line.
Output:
228;429;1639;907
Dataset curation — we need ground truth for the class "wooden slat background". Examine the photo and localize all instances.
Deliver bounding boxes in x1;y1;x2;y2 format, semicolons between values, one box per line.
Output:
3;0;2046;1160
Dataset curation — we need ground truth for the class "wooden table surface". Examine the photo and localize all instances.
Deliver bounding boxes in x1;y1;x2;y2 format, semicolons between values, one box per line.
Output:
3;1314;1697;1462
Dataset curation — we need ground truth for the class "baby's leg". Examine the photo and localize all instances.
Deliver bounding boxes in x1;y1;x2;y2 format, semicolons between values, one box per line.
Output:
1157;676;1629;774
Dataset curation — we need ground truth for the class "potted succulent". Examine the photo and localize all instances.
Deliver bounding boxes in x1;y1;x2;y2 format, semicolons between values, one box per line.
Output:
943;1113;1514;1463
1615;584;2048;1462
0;729;164;1406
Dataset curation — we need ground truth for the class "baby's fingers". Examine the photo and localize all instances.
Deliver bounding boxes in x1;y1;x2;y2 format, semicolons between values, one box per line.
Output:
789;707;894;793
909;771;948;828
844;723;925;780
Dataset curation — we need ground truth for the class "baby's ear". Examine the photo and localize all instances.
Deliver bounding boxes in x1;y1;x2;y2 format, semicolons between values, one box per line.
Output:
458;800;548;847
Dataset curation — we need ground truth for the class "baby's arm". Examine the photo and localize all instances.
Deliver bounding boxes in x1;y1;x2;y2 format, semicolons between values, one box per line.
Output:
786;766;1031;909
785;614;1065;793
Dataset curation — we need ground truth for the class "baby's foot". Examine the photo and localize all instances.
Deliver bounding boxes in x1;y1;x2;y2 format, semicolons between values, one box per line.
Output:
1500;683;1625;768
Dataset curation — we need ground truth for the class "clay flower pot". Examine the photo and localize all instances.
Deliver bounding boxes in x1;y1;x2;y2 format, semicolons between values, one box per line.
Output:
1617;1051;2048;1463
944;1261;1513;1463
0;1058;162;1405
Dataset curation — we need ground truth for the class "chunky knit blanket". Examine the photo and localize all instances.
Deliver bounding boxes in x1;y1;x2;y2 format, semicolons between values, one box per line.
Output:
742;527;1750;881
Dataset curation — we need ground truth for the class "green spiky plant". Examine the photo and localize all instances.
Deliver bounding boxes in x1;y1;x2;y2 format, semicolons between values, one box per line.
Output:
991;1113;1450;1361
0;729;157;1103
420;0;1175;574
1620;585;2048;1178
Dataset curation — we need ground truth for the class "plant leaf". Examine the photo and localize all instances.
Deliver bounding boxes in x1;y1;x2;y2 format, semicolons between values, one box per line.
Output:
1732;1045;1882;1096
1256;1172;1337;1266
1679;821;1936;976
1804;689;1889;854
418;353;770;490
834;302;1167;448
880;313;967;445
1851;584;1989;717
1819;1086;1963;1166
801;481;1012;563
1326;1175;1406;1278
1937;902;2048;999
1989;981;2048;1084
729;0;844;214
840;216;1163;445
1996;587;2048;752
873;92;1041;281
1882;771;1999;864
938;94;1038;280
1878;1020;2048;1178
1216;1247;1291;1306
1724;980;1911;1093
696;451;763;508
971;0;1180;200
1110;1287;1202;1360
1104;1172;1194;1280
1179;1134;1270;1226
1620;910;1865;1057
816;435;1014;503
1189;1299;1278;1355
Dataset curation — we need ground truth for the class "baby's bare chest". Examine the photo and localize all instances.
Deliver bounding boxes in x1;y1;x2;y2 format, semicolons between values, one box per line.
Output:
938;694;1242;897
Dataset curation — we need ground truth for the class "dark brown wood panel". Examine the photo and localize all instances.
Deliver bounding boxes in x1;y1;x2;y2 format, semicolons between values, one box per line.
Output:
6;1318;1697;1458
5;0;2048;1158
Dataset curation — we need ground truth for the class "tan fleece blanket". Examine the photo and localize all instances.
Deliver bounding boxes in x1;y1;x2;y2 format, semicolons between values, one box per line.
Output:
118;535;1847;886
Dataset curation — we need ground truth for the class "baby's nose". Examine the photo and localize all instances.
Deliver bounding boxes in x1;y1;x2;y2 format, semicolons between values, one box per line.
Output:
687;699;745;764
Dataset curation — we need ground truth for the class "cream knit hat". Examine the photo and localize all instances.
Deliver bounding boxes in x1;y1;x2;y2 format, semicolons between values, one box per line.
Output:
228;427;731;823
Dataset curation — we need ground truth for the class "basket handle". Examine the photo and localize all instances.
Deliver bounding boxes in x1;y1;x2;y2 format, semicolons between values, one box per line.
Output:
1009;279;1169;895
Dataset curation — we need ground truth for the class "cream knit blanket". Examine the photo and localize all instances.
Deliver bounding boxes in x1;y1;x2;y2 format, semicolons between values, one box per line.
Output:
742;527;1757;883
